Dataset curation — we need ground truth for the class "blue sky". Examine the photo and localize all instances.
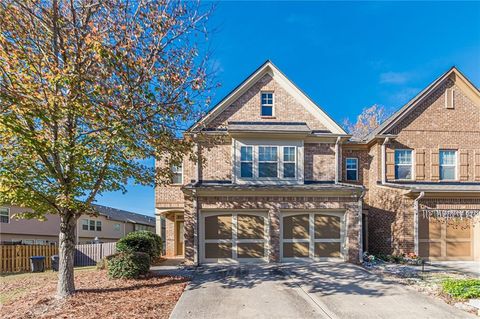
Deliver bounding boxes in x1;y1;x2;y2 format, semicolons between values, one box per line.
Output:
95;1;480;216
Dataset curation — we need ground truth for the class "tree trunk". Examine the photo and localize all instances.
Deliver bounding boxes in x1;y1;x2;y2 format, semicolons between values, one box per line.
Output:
56;213;77;298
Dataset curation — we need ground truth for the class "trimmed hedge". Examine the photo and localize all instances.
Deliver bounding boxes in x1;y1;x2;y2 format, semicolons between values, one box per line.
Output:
107;252;150;279
116;231;162;260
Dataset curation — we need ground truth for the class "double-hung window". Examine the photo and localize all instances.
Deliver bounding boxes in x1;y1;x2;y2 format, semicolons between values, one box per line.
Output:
240;146;253;178
0;207;9;223
82;219;89;230
172;164;183;184
283;147;296;178
395;150;413;180
346;158;358;181
96;221;102;231
89;220;95;231
440;150;457;180
258;146;278;178
261;92;274;116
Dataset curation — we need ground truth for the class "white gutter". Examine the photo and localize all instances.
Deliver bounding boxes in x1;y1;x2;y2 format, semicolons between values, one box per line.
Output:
413;191;425;256
335;136;342;183
381;137;391;184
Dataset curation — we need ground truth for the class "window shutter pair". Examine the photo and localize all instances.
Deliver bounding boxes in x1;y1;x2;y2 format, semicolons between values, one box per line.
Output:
415;149;425;180
385;149;395;180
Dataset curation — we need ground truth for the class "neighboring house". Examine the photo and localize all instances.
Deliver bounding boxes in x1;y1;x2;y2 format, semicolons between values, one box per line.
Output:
0;204;155;244
155;61;480;264
344;66;480;261
156;61;364;264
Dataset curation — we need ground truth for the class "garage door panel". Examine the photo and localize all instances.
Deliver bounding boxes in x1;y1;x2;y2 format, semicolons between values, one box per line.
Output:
237;243;265;258
205;214;232;240
283;242;309;258
314;215;341;239
419;217;473;261
419;242;442;258
205;243;233;259
446;242;471;258
283;214;309;239
237;214;265;239
446;222;471;239
314;242;341;258
418;218;441;240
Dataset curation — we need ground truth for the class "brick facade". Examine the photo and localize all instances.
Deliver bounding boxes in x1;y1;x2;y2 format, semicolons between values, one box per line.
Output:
156;63;479;263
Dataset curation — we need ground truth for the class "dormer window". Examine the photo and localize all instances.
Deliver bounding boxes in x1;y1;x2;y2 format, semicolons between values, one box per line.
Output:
261;92;274;116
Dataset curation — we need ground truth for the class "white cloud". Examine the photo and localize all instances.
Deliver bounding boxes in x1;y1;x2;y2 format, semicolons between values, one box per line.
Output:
379;71;410;84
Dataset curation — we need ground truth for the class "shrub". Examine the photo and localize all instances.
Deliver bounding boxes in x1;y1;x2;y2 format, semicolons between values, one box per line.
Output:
107;252;150;279
442;278;480;300
96;253;119;270
116;231;162;260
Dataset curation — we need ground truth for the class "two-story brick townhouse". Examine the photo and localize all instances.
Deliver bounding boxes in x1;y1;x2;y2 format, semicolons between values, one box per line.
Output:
156;60;365;265
342;66;480;261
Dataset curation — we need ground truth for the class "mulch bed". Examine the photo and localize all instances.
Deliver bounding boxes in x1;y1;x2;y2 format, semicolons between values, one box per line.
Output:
1;270;189;319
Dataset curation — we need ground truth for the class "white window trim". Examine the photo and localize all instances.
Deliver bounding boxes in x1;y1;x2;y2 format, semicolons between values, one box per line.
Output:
394;149;414;180
258;146;279;179
171;163;183;185
0;207;10;224
260;91;275;117
439;149;458;181
283;146;297;178
234;139;303;184
240;146;254;178
345;157;358;181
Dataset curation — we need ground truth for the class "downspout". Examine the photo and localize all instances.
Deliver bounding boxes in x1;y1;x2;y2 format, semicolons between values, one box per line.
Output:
381;137;391;184
193;135;200;265
413;191;425;256
358;187;366;263
335;136;342;184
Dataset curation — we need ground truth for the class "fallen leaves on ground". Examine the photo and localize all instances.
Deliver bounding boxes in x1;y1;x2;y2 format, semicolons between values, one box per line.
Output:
1;269;188;319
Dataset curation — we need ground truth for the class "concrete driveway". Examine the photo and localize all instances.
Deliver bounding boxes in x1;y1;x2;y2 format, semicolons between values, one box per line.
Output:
169;262;476;319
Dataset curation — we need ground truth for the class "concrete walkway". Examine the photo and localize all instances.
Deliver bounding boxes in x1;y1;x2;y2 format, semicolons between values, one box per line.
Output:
168;262;476;319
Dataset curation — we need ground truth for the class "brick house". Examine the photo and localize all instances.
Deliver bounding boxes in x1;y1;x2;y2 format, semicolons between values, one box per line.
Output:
155;61;480;264
344;66;480;261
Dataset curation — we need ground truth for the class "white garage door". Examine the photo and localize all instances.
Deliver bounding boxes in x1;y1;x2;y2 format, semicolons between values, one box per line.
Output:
281;212;345;261
200;212;269;263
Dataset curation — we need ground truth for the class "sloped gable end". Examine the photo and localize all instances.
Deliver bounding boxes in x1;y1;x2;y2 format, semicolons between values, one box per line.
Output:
367;67;480;140
189;61;346;134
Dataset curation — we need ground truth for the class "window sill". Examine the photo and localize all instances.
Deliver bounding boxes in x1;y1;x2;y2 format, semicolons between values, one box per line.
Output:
260;116;276;119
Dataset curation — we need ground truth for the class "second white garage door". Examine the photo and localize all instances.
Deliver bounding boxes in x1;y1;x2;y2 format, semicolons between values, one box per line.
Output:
281;211;345;261
200;211;269;263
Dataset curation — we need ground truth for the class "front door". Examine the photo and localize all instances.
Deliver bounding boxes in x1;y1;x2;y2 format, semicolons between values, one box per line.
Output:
175;221;184;256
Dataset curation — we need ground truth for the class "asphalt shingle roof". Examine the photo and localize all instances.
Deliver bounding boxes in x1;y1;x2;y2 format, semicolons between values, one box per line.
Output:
92;204;155;226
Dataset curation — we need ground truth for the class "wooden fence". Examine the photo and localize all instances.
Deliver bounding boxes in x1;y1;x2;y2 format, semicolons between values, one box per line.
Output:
0;245;58;273
1;242;117;273
74;242;117;267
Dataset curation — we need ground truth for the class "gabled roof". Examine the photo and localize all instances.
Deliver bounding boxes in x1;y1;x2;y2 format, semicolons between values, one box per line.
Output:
365;66;480;141
188;60;346;134
92;204;155;226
